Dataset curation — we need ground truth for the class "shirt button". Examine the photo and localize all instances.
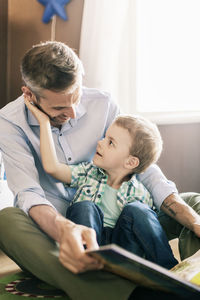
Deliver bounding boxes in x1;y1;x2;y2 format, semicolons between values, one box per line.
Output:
68;157;71;161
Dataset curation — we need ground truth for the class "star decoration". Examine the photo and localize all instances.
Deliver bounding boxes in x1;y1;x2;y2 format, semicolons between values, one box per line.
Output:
38;0;70;23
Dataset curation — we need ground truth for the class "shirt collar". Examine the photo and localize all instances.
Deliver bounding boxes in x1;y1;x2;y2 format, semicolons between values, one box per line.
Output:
95;168;138;185
61;102;86;130
97;167;107;176
27;106;38;126
129;174;139;188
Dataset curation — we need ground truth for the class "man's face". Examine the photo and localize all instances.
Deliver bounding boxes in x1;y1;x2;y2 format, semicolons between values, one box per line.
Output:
22;85;82;128
36;87;82;128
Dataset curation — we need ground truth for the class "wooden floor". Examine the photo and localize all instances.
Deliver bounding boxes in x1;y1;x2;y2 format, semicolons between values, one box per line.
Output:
0;249;21;278
0;239;180;279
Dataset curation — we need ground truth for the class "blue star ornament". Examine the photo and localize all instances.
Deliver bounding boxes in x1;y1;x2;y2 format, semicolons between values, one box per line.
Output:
38;0;70;23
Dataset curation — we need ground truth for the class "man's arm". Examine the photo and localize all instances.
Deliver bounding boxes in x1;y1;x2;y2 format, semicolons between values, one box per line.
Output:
23;99;104;272
0;114;101;273
138;164;200;237
29;205;102;273
161;193;200;238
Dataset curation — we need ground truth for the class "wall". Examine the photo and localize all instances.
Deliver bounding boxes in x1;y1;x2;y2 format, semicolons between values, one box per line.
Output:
0;0;8;106
0;0;84;108
158;123;200;193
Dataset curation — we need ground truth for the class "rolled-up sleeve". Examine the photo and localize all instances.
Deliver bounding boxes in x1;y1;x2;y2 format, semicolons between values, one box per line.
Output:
137;164;178;210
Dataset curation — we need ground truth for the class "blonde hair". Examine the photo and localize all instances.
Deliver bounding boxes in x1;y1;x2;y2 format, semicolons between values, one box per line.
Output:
114;115;163;173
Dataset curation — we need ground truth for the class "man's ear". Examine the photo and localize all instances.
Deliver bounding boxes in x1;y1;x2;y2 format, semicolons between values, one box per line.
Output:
124;155;140;170
21;86;37;103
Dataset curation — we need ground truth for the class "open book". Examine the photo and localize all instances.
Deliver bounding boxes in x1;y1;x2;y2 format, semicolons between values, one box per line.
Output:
87;244;200;299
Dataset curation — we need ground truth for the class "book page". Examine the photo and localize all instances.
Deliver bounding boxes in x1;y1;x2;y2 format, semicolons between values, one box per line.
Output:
171;249;200;286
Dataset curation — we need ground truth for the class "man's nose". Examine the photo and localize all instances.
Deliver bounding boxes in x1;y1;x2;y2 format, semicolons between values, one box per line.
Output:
64;105;76;119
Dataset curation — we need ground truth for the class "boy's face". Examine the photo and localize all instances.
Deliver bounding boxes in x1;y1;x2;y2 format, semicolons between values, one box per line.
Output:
93;123;132;173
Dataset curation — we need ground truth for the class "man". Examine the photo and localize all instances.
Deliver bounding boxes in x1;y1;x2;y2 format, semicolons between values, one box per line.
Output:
0;41;199;300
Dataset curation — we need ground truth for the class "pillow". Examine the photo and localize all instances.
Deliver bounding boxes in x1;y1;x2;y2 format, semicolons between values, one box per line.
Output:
0;152;6;180
0;152;14;209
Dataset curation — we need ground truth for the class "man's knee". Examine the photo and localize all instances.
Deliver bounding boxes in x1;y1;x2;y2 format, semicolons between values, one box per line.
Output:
180;192;200;214
0;207;25;238
0;206;48;249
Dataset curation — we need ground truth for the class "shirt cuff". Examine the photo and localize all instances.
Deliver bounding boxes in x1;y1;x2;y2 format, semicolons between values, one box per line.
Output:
138;164;178;210
150;180;178;210
16;190;56;215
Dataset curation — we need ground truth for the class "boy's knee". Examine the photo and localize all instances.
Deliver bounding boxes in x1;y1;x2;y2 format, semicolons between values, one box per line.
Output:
67;201;103;220
70;200;97;210
122;201;151;218
67;201;97;214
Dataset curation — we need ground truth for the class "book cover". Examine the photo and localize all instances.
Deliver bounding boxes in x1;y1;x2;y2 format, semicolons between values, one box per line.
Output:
87;244;200;299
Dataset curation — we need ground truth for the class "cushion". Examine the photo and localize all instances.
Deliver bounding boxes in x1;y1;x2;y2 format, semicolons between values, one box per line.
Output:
0;152;14;209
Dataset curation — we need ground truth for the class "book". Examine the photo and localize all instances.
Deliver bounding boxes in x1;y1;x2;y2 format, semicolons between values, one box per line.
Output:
87;244;200;299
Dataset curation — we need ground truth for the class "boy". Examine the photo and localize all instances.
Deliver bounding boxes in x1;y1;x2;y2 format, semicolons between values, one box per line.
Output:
25;97;178;269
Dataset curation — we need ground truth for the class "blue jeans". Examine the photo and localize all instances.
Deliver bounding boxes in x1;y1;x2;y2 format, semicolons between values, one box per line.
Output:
66;201;178;269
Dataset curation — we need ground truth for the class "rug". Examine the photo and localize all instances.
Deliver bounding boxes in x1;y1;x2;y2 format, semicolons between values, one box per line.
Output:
0;272;70;299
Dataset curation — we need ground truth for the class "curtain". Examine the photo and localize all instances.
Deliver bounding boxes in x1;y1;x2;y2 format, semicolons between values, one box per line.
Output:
79;0;135;113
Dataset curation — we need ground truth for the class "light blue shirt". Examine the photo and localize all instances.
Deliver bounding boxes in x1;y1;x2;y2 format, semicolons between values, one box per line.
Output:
98;185;121;228
0;87;177;216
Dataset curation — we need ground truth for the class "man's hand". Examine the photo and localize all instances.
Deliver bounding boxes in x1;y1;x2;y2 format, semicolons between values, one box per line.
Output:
55;215;103;273
29;205;103;274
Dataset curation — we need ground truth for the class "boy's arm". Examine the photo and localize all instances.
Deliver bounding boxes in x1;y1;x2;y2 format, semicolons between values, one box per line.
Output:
24;98;71;184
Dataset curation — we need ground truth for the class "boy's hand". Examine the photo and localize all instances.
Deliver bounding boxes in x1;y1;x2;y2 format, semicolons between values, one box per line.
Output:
24;96;49;124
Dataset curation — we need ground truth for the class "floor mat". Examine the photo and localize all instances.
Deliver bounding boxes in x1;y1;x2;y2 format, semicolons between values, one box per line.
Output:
0;272;70;299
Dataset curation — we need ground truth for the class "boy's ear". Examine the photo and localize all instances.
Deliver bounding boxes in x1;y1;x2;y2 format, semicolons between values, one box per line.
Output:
124;155;140;170
21;86;37;103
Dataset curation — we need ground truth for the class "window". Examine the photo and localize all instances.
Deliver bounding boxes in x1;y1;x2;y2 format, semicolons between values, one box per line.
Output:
80;0;200;124
136;0;200;122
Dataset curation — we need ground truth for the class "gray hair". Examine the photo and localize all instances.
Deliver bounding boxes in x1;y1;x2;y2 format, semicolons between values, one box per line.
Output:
20;41;84;98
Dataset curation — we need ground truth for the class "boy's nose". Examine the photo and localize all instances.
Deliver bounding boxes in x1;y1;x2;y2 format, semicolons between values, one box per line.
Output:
98;139;104;147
